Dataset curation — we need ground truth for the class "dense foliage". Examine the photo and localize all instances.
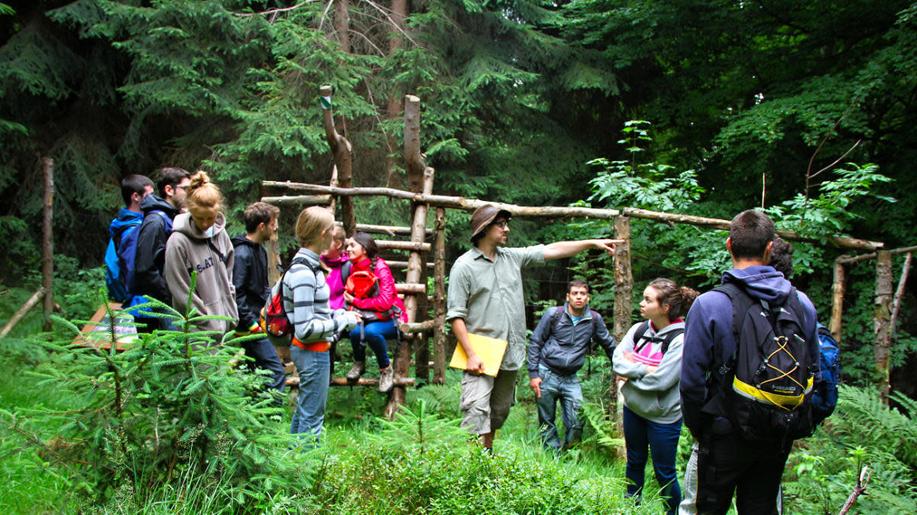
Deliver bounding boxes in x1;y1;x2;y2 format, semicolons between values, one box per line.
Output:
1;2;916;509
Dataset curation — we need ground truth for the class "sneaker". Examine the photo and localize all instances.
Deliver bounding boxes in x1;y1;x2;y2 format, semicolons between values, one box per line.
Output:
378;366;394;393
346;361;365;382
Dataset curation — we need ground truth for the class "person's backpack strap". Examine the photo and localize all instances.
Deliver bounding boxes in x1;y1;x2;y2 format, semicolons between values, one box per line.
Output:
632;320;652;353
632;320;683;356
711;282;757;380
658;327;685;355
340;260;352;285
549;306;565;335
206;240;230;265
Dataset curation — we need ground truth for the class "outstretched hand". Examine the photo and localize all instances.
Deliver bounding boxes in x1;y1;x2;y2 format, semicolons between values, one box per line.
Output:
594;239;624;256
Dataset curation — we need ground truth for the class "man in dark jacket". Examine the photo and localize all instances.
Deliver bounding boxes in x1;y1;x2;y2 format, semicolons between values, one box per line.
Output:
133;167;190;328
681;210;819;514
232;202;285;392
528;279;616;450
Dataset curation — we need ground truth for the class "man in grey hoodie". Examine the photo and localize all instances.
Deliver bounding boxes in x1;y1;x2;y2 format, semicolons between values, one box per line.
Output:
527;279;616;451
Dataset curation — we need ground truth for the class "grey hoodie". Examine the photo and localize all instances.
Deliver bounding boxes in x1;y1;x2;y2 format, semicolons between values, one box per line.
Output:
165;212;238;336
613;320;686;424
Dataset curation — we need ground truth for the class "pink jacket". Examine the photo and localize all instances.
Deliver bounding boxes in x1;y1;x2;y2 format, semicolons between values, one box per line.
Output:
350;257;408;323
321;253;349;310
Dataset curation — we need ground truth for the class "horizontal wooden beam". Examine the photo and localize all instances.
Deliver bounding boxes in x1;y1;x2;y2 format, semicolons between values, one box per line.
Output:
261;195;332;206
396;283;427;295
285;376;415;387
263;181;622;220
386;260;434;269
336;222;433;237
263;181;883;250
400;319;437;334
837;245;917;265
377;240;431;252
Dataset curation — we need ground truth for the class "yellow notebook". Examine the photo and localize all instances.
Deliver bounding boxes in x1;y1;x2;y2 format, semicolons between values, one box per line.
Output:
449;333;508;377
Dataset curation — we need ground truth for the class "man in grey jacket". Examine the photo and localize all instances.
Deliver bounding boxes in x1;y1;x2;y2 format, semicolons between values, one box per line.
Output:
528;279;616;450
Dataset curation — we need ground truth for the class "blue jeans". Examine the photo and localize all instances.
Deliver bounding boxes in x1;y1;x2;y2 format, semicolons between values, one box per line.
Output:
623;405;683;515
536;365;583;450
290;347;330;443
242;338;286;392
349;319;398;368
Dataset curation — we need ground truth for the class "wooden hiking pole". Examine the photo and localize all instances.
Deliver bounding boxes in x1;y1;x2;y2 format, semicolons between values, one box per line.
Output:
41;157;54;331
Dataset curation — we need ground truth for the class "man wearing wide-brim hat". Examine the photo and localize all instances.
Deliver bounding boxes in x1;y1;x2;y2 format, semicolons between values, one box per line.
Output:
446;203;619;452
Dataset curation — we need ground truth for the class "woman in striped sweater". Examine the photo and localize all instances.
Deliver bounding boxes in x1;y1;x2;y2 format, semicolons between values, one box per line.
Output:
284;206;358;441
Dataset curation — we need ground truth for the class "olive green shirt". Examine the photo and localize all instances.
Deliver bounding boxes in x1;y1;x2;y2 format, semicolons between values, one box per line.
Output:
446;244;545;371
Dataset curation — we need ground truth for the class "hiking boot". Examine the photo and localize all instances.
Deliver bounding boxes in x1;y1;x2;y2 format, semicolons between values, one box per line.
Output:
378;366;394;393
346;361;365;383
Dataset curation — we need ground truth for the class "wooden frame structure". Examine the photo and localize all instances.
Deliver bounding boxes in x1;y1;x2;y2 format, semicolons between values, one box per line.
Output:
263;89;907;416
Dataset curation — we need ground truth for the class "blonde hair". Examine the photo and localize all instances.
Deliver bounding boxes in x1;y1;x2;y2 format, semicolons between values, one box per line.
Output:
295;206;334;246
185;171;223;213
331;224;346;242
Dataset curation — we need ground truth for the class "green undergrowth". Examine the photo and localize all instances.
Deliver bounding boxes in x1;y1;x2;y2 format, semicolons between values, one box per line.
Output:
1;311;914;513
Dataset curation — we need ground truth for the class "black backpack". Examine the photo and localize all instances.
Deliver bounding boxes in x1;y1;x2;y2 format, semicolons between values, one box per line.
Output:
631;320;684;356
712;282;818;442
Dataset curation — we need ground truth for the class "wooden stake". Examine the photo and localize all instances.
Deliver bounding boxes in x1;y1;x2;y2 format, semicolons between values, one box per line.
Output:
873;250;893;403
612;217;632;439
830;258;846;342
319;85;355;235
0;287;46;338
386;99;436;418
41;157;54;331
432;207;447;385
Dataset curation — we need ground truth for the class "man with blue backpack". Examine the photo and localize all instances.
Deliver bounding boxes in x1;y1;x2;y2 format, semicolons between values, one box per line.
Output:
133;167;190;329
678;236;840;514
527;279;616;451
104;174;154;306
681;210;835;514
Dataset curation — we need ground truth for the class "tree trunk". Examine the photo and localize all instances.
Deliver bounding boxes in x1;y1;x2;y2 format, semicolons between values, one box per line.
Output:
319;85;355;235
830;259;846;342
334;0;351;53
384;0;407;188
873;250;893;403
41;157;54;331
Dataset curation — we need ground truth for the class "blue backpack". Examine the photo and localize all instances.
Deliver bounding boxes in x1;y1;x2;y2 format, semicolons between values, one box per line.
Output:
811;323;840;425
104;214;143;303
104;210;170;305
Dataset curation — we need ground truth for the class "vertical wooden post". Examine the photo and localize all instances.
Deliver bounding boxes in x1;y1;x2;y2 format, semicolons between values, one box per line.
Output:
890;253;913;344
319;85;355;235
830;258;846;342
432;207;447;384
41;157;54;331
612;216;632;439
874;250;893;403
612;216;633;341
386;96;435;418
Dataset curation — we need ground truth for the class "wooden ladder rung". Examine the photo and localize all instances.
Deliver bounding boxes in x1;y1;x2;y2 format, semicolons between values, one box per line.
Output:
285;376;416;387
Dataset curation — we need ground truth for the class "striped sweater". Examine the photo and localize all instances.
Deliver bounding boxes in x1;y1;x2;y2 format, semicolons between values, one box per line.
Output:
282;248;341;344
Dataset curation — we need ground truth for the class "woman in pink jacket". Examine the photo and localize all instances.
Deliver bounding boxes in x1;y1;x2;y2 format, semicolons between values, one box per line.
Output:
343;232;408;392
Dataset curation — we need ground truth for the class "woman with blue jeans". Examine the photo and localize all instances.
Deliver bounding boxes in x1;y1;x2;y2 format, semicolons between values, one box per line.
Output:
283;207;358;442
613;278;698;514
343;232;408;393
